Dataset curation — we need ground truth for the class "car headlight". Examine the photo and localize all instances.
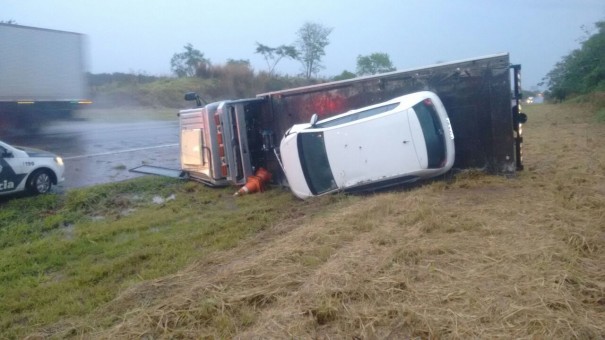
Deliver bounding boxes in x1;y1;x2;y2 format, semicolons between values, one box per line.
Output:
55;156;64;166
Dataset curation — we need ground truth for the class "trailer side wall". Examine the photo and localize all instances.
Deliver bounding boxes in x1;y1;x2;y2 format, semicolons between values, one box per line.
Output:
259;54;516;173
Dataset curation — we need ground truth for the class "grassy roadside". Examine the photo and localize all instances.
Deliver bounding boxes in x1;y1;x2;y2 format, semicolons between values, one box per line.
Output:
0;178;345;338
1;101;604;338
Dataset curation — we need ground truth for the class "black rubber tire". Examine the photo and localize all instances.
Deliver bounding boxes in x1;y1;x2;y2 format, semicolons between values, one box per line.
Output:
27;169;53;194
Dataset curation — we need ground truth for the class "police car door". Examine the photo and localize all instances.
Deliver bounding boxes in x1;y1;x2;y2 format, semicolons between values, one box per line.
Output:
0;144;28;194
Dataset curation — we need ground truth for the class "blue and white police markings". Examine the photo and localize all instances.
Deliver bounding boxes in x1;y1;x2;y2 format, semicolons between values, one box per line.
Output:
0;157;26;192
0;140;65;196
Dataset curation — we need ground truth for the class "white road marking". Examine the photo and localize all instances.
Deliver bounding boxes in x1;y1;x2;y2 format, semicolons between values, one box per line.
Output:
63;143;179;160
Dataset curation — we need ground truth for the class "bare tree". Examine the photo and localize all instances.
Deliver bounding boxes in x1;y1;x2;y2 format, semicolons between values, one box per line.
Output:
255;43;298;76
295;22;333;79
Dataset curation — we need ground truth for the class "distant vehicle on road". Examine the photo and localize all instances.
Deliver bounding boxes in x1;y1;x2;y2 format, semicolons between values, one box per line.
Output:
0;140;65;195
0;23;91;133
279;91;455;199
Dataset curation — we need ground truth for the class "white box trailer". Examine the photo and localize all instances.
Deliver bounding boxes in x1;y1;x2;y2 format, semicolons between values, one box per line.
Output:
0;23;91;132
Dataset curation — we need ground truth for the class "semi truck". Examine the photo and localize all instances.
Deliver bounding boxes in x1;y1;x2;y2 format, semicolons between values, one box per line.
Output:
0;23;91;133
171;53;525;192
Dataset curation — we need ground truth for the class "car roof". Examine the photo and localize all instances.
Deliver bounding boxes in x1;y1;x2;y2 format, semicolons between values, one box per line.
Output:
316;91;434;126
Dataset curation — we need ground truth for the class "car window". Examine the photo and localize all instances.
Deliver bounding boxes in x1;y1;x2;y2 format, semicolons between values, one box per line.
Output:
298;131;337;195
413;99;446;168
316;103;399;128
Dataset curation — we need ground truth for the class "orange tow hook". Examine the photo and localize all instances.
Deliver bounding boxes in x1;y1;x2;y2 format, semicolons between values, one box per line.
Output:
233;168;272;196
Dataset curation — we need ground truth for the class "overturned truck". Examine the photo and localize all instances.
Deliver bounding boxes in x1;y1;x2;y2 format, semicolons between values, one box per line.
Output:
176;53;526;191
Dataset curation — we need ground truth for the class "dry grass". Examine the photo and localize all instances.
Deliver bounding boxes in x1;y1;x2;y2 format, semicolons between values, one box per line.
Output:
34;102;605;339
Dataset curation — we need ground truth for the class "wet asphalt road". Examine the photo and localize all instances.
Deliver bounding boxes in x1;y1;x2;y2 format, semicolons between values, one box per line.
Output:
3;117;181;191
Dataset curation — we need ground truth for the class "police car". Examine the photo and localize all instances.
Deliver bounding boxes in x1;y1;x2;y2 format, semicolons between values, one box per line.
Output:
0;140;65;195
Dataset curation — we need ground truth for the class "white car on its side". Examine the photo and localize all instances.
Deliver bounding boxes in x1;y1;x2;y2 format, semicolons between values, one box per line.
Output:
0;140;65;196
279;91;455;199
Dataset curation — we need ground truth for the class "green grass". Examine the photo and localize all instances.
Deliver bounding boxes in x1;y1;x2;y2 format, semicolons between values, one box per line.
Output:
0;177;306;338
597;108;605;122
548;91;605;123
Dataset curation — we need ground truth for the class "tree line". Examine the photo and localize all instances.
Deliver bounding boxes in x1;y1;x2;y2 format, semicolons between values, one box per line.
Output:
542;19;604;101
170;22;396;81
86;20;399;108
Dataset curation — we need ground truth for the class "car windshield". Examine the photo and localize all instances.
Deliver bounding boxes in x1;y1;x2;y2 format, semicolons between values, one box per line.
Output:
316;103;399;128
413;99;446;168
298;131;337;195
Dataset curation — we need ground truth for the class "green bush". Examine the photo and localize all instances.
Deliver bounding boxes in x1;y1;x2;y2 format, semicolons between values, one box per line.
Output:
544;19;604;100
87;66;316;109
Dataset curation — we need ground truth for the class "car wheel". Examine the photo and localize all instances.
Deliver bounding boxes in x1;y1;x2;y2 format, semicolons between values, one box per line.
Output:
28;169;53;194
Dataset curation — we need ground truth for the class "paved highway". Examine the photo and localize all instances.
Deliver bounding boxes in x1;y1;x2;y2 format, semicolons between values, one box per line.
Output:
3;117;181;190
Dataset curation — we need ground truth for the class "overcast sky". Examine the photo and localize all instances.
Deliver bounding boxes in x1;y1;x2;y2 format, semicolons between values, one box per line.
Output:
4;0;605;90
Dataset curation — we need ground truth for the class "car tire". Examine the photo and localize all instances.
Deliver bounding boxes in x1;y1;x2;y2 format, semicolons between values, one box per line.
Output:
27;169;53;194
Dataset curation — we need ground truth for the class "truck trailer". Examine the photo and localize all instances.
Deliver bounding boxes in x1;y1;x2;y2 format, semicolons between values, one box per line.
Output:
0;23;91;133
174;53;526;192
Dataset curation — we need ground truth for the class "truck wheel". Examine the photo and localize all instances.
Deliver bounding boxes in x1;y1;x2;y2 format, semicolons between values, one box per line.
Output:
28;169;53;194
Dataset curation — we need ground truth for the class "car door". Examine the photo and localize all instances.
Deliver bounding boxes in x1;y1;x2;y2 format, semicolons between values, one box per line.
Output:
0;144;28;194
323;109;421;188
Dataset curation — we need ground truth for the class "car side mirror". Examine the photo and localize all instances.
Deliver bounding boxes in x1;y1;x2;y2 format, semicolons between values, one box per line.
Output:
310;113;318;127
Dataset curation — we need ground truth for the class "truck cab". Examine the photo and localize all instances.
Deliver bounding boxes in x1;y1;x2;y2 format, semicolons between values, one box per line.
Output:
178;97;268;186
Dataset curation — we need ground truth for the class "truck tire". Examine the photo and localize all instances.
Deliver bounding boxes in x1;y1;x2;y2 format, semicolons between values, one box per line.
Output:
27;169;53;194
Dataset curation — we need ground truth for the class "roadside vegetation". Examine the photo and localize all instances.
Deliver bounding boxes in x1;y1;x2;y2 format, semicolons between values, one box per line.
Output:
0;178;333;338
1;97;603;338
87;69;316;109
542;19;604;101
